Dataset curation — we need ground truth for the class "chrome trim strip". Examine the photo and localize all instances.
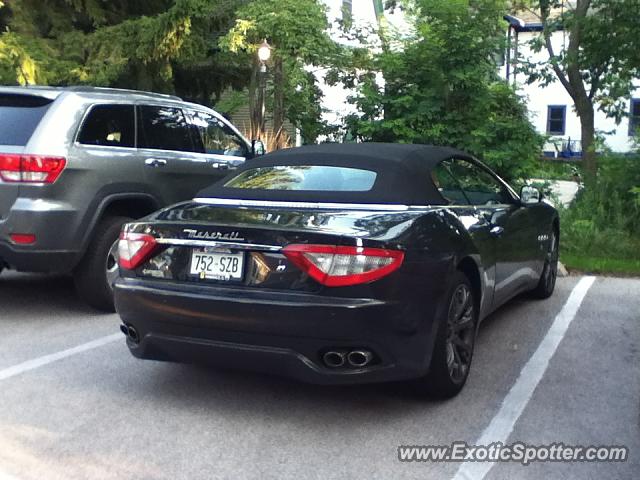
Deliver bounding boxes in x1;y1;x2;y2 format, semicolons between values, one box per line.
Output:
155;238;281;251
192;197;430;211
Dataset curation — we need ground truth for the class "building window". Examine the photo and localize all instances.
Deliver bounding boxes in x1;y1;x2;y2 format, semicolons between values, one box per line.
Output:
629;99;640;136
547;105;566;135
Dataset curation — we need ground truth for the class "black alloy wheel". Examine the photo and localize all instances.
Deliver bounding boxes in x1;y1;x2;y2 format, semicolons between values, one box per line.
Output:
413;271;477;399
532;230;558;299
446;283;476;384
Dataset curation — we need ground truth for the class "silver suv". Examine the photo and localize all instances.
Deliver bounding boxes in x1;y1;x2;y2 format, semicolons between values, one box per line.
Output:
0;86;262;311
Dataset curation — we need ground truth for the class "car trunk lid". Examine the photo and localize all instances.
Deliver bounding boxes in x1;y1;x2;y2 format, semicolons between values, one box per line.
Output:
122;202;425;292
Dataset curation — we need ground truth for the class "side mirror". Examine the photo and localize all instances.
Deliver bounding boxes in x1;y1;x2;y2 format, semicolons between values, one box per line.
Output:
252;139;266;157
520;185;541;205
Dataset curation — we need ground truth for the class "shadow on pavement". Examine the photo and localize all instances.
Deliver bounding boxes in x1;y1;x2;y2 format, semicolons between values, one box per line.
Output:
0;272;99;316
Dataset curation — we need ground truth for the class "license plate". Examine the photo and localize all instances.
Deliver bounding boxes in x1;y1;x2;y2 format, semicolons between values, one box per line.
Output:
190;251;244;281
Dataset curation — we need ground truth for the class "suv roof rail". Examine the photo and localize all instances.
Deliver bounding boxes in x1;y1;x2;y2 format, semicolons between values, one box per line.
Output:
63;86;182;101
15;85;182;101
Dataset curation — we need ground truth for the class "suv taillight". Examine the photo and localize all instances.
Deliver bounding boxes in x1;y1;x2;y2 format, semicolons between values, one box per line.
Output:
0;154;66;184
282;244;405;287
118;232;157;270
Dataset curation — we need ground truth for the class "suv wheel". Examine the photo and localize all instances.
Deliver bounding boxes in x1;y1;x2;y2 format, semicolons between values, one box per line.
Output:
74;215;131;312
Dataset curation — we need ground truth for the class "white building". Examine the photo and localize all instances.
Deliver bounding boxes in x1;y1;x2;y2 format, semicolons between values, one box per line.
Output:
501;14;640;156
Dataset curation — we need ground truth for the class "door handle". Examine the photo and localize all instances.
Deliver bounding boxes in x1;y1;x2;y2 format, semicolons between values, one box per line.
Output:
145;158;167;168
490;226;505;236
211;162;230;170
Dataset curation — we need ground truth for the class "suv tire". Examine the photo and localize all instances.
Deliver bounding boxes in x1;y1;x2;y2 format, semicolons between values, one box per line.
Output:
74;215;131;312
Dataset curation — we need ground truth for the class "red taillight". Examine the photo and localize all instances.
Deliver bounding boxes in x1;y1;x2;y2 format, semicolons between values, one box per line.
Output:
10;233;36;245
282;244;405;287
0;154;66;183
118;232;157;270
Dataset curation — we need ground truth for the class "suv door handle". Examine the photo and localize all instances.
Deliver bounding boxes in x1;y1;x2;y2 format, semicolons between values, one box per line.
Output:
145;158;167;168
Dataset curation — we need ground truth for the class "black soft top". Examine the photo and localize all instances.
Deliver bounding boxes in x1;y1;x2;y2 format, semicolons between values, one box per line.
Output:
198;143;475;205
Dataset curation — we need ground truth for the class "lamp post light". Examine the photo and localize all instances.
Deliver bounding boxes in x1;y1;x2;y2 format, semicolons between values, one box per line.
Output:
256;39;271;139
258;39;272;64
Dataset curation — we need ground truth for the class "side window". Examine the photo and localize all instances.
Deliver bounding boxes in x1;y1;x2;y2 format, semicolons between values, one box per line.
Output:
138;105;196;152
447;159;513;206
77;105;135;148
432;161;470;205
186;110;247;157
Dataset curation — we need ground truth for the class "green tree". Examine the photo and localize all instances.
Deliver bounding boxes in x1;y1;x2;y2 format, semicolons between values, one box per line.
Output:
341;0;542;181
0;0;246;103
221;0;338;144
517;0;640;183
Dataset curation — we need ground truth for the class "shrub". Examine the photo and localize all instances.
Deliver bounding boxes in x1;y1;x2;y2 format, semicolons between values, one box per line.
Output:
560;154;640;263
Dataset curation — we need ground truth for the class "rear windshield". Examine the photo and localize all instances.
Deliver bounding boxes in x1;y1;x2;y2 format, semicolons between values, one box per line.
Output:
224;165;377;192
0;94;53;146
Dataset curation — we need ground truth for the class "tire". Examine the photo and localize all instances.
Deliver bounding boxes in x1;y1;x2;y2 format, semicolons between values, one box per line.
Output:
74;215;131;312
413;271;478;399
531;229;559;299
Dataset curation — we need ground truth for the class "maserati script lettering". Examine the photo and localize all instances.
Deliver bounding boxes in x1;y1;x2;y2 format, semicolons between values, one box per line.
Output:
183;229;245;241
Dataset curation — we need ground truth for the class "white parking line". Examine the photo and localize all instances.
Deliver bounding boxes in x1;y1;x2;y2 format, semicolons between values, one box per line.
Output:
453;275;596;480
0;333;121;382
0;472;20;480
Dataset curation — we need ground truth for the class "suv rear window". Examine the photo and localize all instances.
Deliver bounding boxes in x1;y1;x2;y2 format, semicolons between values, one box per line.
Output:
77;104;135;148
0;94;53;146
224;166;378;191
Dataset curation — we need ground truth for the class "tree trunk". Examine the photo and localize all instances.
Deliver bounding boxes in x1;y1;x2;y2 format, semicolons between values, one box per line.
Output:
540;0;598;185
577;101;597;183
272;57;285;149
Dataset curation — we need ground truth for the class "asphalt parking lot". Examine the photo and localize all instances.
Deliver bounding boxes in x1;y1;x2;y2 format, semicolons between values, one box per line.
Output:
0;272;638;480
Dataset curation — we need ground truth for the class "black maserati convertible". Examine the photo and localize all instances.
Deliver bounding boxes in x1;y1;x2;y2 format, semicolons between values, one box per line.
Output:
114;143;559;397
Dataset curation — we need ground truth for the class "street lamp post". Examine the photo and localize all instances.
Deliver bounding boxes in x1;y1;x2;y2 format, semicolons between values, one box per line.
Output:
256;39;271;139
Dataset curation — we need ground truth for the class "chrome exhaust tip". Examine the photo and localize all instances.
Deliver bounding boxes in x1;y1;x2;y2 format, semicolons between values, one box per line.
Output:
347;350;373;368
323;351;346;368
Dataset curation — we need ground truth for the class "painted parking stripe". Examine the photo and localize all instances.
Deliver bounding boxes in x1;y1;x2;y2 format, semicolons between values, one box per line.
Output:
453;276;596;480
0;333;121;382
0;471;20;480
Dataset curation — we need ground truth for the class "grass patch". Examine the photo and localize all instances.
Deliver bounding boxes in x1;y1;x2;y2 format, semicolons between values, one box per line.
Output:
557;154;640;277
561;253;640;276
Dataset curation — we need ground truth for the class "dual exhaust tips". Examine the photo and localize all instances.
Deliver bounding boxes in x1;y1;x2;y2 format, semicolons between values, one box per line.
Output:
323;350;374;369
120;324;140;344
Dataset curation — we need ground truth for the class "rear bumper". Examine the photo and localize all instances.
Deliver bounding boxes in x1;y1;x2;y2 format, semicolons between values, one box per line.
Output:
0;242;79;272
0;197;82;272
114;277;443;385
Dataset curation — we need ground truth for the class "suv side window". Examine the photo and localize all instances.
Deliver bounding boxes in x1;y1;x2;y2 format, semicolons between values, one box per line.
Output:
432;160;470;205
186;110;247;157
137;105;196;152
77;104;135;148
447;159;514;206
